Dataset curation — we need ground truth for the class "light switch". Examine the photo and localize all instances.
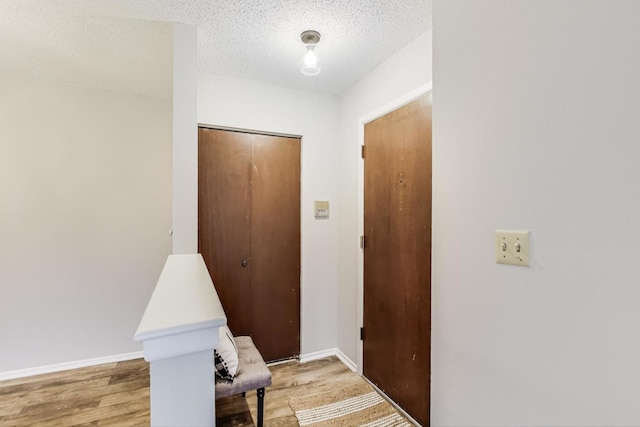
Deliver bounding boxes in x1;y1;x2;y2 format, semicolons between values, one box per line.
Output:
314;201;329;218
495;229;530;266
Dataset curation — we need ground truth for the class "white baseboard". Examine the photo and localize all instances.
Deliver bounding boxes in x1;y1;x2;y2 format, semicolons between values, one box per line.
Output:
335;348;357;372
299;348;337;363
299;348;358;372
0;351;144;381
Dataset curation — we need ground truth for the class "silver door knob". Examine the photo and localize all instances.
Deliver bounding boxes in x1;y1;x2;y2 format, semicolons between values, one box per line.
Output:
241;259;249;267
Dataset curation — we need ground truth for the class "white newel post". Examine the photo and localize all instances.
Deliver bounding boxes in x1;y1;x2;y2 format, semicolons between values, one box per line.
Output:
135;254;226;427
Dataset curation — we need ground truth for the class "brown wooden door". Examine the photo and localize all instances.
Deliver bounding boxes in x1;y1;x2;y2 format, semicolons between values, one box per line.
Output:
198;128;301;362
363;94;432;426
250;134;301;361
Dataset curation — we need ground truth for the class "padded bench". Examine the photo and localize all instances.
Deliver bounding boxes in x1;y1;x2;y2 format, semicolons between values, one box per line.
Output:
215;336;272;427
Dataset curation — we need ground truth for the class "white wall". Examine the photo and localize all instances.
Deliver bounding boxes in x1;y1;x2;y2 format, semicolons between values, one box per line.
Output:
172;23;198;254
336;31;432;364
0;75;172;373
432;1;640;425
197;74;339;356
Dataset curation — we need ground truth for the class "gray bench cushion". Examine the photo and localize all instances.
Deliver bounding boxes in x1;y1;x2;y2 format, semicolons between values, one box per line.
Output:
215;336;272;398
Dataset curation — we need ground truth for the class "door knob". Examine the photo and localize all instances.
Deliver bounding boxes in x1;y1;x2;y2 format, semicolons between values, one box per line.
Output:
241;259;249;267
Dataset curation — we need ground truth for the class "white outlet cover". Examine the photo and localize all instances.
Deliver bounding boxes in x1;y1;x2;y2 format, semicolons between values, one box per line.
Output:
495;229;530;267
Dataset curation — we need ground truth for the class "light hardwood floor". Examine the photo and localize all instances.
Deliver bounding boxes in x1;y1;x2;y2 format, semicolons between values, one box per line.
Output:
0;356;360;426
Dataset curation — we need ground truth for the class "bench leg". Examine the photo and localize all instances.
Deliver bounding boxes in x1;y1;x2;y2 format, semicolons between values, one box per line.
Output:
257;387;265;427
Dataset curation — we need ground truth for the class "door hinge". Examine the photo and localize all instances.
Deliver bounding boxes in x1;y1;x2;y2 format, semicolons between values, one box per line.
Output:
360;235;365;249
361;145;366;159
360;327;365;340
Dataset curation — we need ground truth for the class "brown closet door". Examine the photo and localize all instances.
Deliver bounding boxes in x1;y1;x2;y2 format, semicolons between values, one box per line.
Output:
199;128;253;336
251;134;301;361
363;94;432;426
198;128;301;362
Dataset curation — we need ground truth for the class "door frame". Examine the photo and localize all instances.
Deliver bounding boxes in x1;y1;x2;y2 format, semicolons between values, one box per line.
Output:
356;81;433;375
198;123;301;139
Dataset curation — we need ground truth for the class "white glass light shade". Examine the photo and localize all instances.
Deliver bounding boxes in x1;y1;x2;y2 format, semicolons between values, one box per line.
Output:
305;45;317;66
301;45;321;75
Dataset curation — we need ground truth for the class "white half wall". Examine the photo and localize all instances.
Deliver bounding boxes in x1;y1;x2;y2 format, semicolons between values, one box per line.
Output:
336;30;432;365
197;74;339;355
432;1;640;425
0;74;172;372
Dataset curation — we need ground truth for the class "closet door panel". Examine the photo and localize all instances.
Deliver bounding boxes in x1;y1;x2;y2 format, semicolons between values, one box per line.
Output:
250;134;301;361
198;128;253;336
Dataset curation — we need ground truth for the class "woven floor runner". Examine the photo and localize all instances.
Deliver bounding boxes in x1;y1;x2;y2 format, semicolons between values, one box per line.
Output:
289;381;412;426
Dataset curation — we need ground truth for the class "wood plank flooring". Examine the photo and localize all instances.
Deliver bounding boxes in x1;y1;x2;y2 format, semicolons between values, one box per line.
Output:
0;356;360;426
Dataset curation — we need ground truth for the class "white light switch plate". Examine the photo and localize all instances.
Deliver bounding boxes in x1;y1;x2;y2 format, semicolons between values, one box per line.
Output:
495;229;530;266
314;201;329;218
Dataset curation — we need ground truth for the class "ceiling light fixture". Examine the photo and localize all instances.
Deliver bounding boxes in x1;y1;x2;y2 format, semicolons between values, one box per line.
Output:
300;30;321;76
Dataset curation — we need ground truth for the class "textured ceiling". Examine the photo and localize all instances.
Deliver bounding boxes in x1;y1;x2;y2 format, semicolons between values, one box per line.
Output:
0;0;432;98
0;3;173;98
